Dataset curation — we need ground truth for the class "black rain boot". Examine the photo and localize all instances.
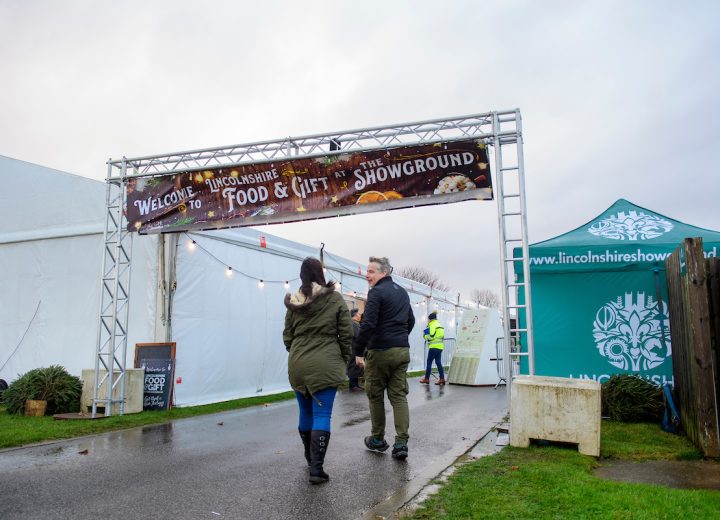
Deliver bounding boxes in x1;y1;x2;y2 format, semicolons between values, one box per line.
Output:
299;429;311;466
309;430;331;485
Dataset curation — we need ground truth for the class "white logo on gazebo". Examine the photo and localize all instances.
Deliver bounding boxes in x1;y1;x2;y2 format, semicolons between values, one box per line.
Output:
592;292;671;371
588;211;673;241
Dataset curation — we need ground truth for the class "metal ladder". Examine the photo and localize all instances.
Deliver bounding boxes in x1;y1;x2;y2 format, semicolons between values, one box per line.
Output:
492;110;535;402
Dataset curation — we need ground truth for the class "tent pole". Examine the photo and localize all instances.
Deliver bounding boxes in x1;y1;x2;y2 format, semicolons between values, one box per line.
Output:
166;234;178;342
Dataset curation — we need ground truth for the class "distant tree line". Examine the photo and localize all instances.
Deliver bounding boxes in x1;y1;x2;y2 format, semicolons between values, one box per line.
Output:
395;266;451;292
469;288;500;308
395;265;500;308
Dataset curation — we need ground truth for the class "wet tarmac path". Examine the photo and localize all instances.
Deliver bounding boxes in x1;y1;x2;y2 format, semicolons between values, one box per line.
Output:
0;381;506;520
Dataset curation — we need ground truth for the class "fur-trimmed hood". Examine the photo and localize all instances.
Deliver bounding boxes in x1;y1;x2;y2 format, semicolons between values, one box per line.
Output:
284;282;336;311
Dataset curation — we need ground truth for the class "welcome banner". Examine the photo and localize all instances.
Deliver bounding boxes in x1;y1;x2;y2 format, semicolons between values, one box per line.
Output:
125;139;492;233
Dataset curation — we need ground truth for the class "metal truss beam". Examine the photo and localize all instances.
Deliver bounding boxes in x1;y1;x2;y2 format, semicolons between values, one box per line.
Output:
92;164;133;416
108;111;523;178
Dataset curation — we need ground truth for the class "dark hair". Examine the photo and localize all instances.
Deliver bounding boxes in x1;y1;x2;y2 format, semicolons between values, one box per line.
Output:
428;311;437;320
299;257;334;298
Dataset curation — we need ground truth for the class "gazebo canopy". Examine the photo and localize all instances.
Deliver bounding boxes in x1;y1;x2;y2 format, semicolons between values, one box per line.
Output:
520;198;720;274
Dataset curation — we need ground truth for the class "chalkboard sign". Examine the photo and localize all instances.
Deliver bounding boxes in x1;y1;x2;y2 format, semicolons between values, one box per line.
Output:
141;359;174;410
135;343;176;411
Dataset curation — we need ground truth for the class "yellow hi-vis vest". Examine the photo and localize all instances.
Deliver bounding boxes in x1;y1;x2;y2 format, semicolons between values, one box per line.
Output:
424;319;445;350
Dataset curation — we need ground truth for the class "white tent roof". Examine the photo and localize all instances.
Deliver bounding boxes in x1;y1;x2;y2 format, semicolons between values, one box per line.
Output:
0;155;105;243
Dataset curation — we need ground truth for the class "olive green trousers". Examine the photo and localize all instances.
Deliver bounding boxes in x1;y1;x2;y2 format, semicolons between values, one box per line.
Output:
364;347;410;444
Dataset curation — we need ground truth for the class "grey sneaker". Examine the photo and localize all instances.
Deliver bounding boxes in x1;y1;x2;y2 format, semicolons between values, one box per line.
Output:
391;443;408;460
364;436;390;452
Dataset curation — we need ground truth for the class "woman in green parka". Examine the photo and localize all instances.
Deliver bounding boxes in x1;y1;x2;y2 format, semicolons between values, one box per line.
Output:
283;257;353;485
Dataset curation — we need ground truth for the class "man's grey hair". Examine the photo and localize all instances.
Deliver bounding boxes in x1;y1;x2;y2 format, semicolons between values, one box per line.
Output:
369;256;393;274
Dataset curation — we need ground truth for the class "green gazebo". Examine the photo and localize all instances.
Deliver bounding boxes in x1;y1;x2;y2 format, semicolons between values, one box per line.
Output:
516;199;720;385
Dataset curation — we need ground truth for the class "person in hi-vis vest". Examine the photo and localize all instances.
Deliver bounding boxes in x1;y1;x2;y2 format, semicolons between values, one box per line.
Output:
420;311;445;385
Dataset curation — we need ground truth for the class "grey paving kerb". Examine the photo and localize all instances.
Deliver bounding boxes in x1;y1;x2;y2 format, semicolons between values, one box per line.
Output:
0;381;507;520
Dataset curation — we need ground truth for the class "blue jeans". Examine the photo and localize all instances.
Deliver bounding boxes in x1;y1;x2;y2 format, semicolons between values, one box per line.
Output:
296;387;337;432
425;348;444;380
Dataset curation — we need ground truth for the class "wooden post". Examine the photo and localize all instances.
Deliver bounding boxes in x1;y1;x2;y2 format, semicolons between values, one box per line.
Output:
707;257;720;429
665;238;719;456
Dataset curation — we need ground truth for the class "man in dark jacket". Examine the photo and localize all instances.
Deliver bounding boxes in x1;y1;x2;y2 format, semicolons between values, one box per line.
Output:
354;256;415;460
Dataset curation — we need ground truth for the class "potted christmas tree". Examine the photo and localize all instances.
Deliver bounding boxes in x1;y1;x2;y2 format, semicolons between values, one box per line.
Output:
1;366;82;416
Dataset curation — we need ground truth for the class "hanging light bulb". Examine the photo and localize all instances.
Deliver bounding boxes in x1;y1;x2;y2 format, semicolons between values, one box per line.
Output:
187;239;196;251
284;281;290;290
352;291;357;298
258;279;265;288
336;282;342;291
225;266;233;277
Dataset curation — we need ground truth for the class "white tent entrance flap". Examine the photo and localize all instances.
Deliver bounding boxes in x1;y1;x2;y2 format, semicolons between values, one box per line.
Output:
94;110;534;415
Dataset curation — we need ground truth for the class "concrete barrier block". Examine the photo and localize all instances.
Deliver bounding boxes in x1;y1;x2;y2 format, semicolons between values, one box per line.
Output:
80;368;145;415
510;375;601;456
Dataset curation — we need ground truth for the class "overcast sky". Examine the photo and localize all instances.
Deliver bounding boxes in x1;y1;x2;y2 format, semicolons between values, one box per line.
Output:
1;0;718;300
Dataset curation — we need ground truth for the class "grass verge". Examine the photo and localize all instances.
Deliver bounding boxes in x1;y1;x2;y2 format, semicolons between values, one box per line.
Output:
0;370;444;450
408;422;717;519
601;420;702;461
0;391;294;449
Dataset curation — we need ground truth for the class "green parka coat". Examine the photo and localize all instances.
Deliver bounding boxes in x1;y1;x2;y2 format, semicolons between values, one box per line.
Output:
283;282;353;396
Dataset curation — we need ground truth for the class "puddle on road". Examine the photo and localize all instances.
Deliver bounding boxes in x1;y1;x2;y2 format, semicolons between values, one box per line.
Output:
594;459;720;490
41;446;64;456
421;385;445;400
341;414;371;427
